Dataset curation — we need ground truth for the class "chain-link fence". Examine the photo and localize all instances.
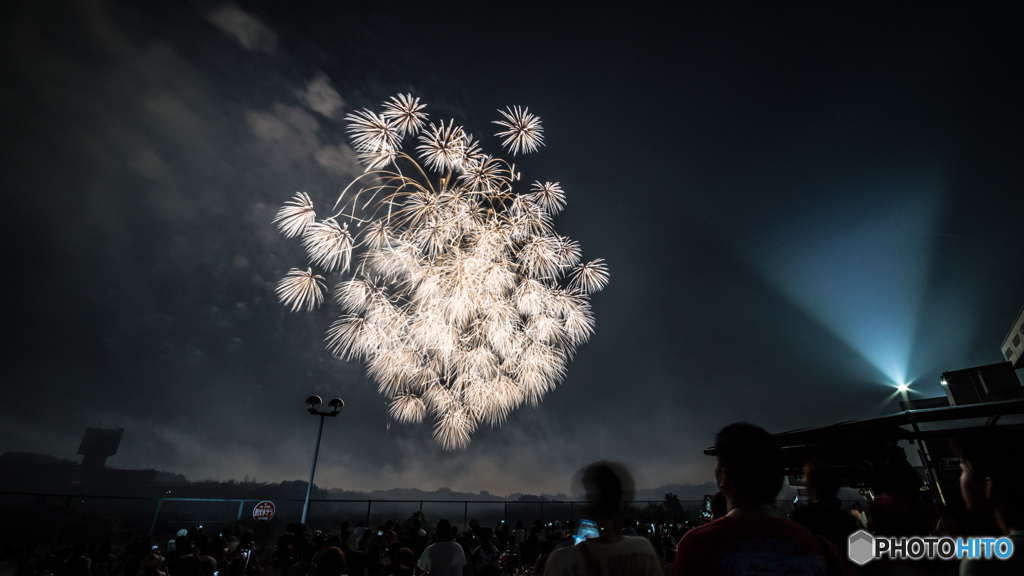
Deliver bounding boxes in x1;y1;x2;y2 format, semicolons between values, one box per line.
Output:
149;498;248;541
1;490;813;550
0;492;158;550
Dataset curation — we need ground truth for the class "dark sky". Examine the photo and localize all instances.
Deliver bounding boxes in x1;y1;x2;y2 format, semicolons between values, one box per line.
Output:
1;0;1022;496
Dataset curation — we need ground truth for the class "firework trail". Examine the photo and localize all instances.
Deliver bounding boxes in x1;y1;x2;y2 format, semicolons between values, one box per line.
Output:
274;95;607;449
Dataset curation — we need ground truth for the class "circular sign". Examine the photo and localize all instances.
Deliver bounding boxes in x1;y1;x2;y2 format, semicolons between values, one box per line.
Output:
253;501;275;521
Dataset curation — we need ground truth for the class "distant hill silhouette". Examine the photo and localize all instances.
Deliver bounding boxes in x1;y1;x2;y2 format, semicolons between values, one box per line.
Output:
323;482;719;502
2;446;721;502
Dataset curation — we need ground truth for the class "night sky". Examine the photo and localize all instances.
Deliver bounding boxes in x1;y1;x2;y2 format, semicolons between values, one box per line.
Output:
1;1;1022;496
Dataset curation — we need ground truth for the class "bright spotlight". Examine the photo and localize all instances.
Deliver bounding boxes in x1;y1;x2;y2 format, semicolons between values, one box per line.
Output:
897;383;909;393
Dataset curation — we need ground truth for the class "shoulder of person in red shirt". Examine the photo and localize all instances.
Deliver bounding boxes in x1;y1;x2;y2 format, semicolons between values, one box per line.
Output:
672;517;849;576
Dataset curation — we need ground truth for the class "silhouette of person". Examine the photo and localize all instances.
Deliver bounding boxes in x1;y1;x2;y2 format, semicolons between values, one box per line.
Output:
672;423;848;575
543;461;661;576
952;426;1024;575
791;461;858;548
416;519;466;576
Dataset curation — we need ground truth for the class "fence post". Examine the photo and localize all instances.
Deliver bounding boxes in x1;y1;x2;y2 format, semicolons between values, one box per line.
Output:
463;501;467;530
540;502;544;522
51;495;73;551
419;501;423;520
366;500;372;527
504;501;507;524
570;502;574;519
149;498;164;538
236;500;245;521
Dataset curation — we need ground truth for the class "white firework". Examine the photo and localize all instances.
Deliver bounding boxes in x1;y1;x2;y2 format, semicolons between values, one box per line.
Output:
302;218;353;272
390;393;427;424
362;220;392;250
434;406;475;451
554;236;582;270
417;120;466;173
357;148;398;171
346;109;401;153
381;93;428;137
276;268;326;312
325;315;366;359
273;95;608;449
458;155;510;194
493;106;544;155
527;181;567;214
458;135;485;170
273;192;316;238
518;235;560;278
568;259;610;294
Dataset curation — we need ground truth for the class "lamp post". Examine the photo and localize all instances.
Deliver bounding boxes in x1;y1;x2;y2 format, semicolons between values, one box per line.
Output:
302;395;344;525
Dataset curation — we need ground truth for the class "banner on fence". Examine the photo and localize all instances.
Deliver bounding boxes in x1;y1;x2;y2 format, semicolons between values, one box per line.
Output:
253;501;275;521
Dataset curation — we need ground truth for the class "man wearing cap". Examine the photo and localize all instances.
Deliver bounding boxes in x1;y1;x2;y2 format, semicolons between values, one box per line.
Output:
672;423;848;575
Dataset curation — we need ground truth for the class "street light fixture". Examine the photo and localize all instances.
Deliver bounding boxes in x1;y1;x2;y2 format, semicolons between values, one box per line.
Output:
302;395;343;525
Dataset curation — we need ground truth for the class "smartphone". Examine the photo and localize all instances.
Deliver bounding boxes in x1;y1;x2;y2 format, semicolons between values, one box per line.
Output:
573;519;599;545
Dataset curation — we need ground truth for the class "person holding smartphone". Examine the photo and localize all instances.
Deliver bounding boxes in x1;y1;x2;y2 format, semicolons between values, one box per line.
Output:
543;462;662;576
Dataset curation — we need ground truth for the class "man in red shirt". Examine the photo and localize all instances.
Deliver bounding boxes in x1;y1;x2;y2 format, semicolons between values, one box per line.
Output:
672;423;847;576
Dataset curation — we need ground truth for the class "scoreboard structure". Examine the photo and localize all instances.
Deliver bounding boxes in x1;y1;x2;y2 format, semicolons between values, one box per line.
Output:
940;362;1022;406
1001;304;1024;369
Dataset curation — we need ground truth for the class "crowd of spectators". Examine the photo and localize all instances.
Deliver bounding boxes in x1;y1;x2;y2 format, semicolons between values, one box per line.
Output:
2;422;1020;575
0;515;680;576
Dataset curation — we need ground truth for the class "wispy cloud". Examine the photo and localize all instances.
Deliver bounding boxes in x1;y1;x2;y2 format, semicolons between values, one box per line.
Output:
298;75;345;119
206;5;277;53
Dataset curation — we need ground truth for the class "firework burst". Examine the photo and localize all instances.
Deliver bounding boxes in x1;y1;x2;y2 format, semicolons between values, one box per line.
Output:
381;94;428;137
302;218;353;272
417;120;467;173
273;96;607;450
493;106;544;156
276;268;326;312
568;259;610;294
345;110;401;154
528;181;567;214
273;192;316;238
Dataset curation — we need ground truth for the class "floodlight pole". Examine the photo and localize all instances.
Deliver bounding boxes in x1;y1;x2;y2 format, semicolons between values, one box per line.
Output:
302;414;326;525
301;396;344;526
